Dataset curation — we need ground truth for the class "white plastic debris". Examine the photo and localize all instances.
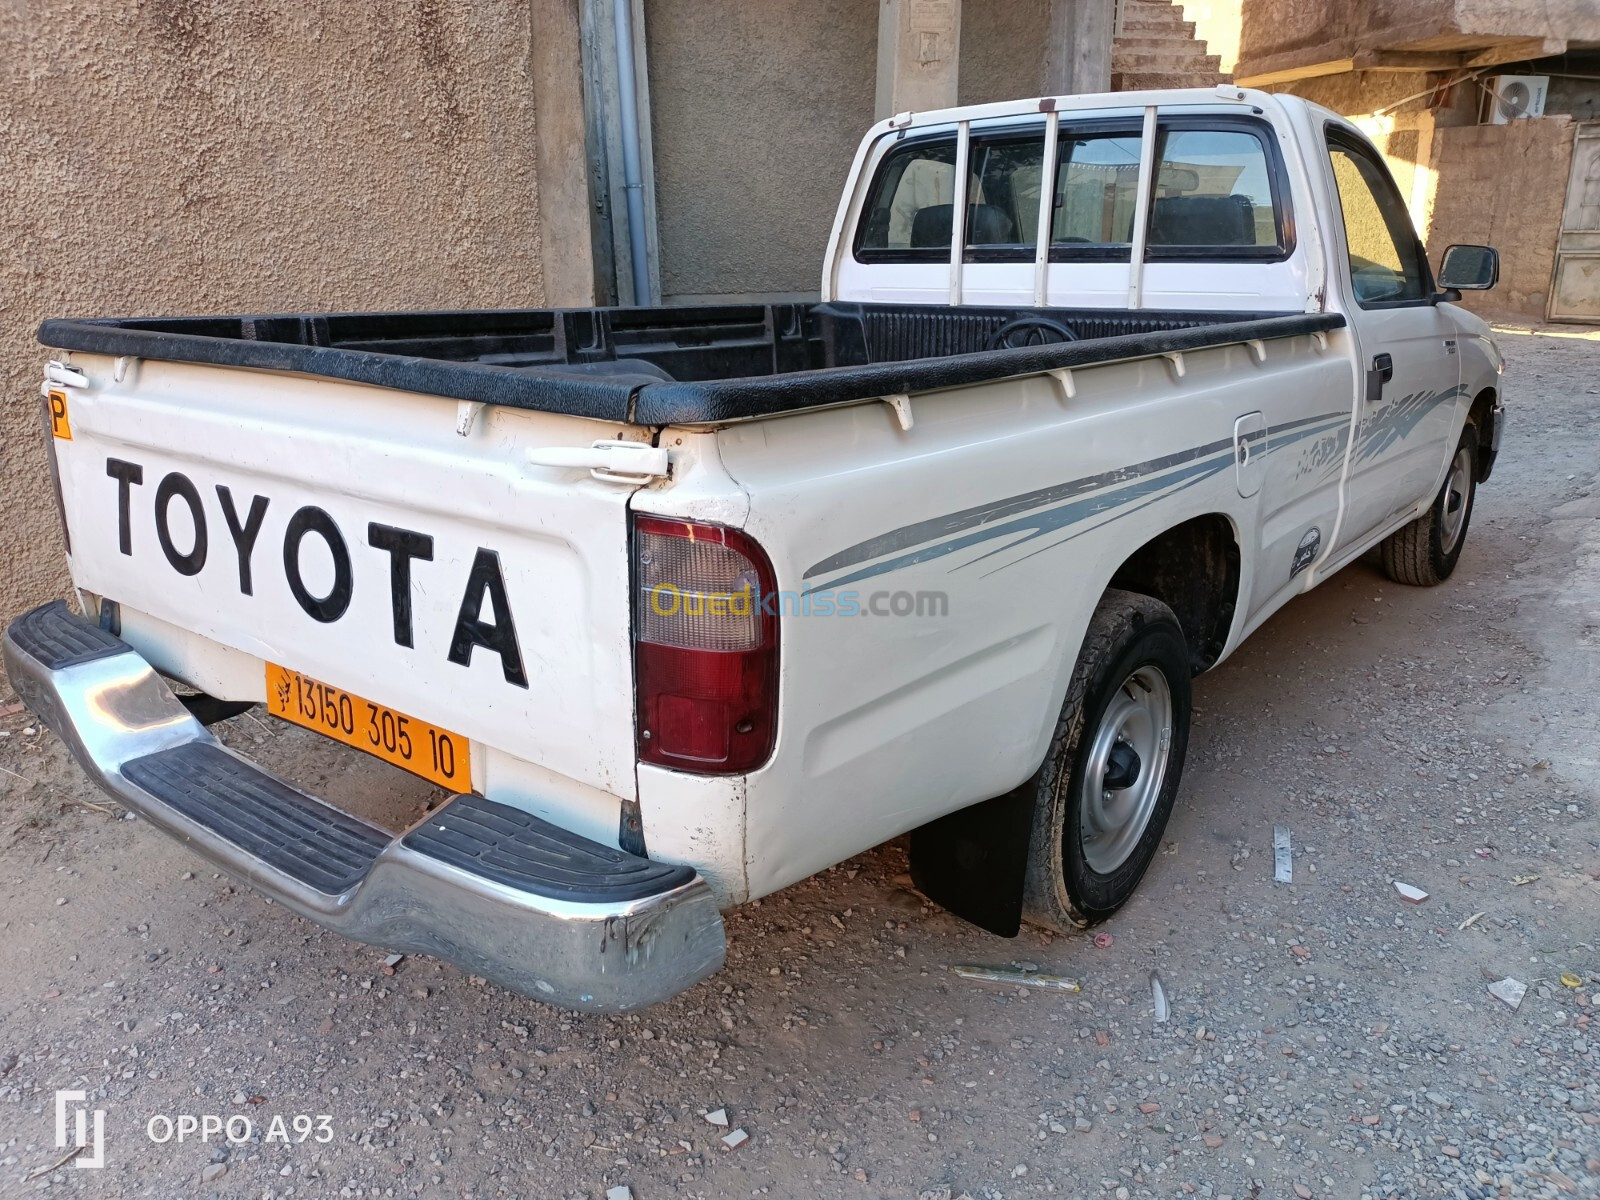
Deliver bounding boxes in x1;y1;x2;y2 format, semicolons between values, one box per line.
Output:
1273;826;1292;883
1487;977;1527;1011
721;1128;749;1149
1150;971;1169;1024
606;1187;633;1200
949;964;1081;991
704;1107;729;1127
383;953;405;967
1392;881;1429;904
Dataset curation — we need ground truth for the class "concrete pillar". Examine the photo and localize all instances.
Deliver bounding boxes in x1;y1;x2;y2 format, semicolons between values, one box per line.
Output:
530;0;598;305
875;0;962;120
1043;0;1115;96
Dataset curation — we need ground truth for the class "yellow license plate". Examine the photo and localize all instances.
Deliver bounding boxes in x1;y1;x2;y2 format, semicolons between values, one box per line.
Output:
265;663;471;792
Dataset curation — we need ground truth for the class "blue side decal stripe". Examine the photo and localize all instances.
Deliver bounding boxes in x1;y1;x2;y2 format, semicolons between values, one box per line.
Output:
804;411;1351;593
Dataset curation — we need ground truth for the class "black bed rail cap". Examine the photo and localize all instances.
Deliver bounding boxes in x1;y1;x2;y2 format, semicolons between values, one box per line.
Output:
38;309;1344;428
634;312;1346;425
38;315;643;424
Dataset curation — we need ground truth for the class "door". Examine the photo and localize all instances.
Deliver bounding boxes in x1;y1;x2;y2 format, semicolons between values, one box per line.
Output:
1324;129;1461;557
1550;123;1600;323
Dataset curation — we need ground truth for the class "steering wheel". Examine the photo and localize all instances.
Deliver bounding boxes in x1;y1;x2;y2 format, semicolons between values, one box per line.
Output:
986;316;1079;350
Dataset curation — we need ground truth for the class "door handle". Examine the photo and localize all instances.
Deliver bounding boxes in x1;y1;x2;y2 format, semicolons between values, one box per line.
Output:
1366;352;1394;405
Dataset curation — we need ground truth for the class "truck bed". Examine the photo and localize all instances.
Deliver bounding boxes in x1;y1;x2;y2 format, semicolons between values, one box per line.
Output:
39;303;1344;426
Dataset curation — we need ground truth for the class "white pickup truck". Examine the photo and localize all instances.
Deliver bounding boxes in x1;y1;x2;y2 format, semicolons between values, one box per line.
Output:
12;87;1504;1012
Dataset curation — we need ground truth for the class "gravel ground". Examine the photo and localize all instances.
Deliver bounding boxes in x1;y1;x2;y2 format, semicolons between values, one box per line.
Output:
1;324;1597;1200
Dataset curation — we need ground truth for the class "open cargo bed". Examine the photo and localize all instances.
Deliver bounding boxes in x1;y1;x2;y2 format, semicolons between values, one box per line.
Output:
39;303;1344;426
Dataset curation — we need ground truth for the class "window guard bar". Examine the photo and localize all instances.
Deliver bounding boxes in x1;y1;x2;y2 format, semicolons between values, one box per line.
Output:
1126;105;1160;310
949;119;971;306
1032;107;1062;306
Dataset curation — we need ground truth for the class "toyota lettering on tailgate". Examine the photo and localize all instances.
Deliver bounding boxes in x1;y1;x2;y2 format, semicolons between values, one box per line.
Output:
103;457;529;689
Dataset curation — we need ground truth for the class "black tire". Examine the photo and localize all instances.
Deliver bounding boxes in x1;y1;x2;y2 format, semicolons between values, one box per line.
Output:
1022;589;1192;931
1379;423;1478;587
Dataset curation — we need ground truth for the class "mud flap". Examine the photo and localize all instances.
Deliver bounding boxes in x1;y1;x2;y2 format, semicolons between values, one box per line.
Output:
908;784;1035;937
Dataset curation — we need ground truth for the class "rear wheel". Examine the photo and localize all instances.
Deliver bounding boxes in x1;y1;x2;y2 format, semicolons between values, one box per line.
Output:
1380;424;1478;587
1022;589;1192;931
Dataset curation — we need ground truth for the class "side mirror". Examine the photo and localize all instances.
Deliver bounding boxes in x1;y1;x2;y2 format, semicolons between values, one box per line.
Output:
1438;244;1499;291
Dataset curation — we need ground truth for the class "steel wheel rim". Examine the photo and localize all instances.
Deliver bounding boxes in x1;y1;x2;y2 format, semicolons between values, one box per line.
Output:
1439;445;1473;553
1080;664;1173;875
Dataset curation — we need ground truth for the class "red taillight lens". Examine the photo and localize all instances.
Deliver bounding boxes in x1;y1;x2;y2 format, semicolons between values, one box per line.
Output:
633;515;778;774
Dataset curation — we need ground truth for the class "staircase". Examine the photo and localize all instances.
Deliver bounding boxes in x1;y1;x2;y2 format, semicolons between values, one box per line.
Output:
1112;0;1228;91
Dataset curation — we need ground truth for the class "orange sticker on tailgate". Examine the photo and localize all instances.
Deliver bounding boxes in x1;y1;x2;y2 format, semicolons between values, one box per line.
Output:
47;389;71;439
266;663;470;792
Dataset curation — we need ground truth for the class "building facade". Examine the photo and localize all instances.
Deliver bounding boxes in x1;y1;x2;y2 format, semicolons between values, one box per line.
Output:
1234;0;1600;323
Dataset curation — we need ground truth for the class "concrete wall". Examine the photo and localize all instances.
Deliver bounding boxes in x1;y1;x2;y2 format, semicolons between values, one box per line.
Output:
0;0;552;639
1546;65;1600;123
1282;71;1475;125
1240;0;1600;81
1427;118;1575;319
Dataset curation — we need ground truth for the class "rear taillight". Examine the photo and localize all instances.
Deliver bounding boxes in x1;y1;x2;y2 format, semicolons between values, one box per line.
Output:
632;516;778;774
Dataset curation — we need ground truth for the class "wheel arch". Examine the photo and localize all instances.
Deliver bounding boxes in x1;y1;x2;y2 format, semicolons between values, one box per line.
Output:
1467;385;1497;482
905;515;1241;938
1106;512;1243;674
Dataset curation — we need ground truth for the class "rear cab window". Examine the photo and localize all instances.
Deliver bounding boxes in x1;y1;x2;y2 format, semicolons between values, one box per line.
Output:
854;116;1293;264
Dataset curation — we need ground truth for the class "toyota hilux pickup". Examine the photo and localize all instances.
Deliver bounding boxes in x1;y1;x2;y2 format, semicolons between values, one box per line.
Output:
11;87;1505;1011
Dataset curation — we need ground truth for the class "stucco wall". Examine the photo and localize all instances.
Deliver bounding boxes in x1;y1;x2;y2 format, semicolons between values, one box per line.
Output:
645;0;1053;301
0;0;549;641
644;0;877;301
959;0;1048;107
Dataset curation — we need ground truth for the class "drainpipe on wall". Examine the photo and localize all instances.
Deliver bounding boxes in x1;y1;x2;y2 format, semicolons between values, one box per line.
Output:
612;0;653;306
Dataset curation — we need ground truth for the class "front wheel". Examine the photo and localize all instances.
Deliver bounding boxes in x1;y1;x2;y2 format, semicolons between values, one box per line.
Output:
1379;423;1478;587
1022;589;1192;931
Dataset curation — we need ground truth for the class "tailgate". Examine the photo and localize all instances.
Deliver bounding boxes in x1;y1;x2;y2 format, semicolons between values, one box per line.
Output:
48;357;644;800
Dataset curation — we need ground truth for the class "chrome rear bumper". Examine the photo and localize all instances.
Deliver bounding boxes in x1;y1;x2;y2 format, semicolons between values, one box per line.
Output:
4;601;725;1012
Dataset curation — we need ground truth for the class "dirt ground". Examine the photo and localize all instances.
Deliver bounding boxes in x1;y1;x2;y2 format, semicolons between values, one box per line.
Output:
1;325;1597;1200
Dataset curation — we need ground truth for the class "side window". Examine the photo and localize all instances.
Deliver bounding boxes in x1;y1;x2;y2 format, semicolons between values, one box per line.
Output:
856;131;1051;255
964;132;1045;250
1326;136;1427;305
1054;134;1143;245
857;137;958;252
1148;128;1280;249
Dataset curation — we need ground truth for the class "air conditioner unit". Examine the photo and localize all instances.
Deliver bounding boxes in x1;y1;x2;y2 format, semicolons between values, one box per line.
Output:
1483;75;1549;124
